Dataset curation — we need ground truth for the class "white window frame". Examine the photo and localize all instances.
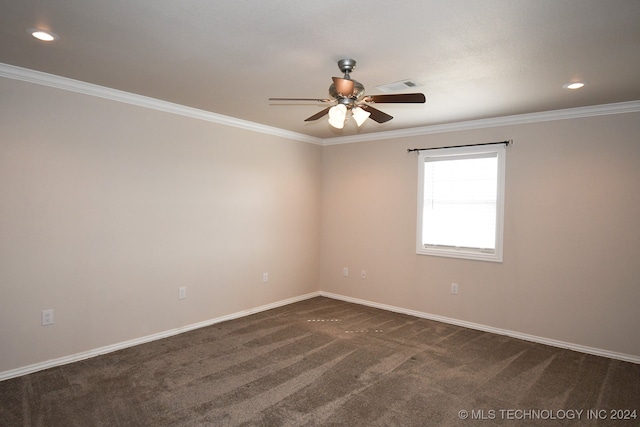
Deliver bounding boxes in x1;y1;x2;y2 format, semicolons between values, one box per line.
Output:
416;144;506;262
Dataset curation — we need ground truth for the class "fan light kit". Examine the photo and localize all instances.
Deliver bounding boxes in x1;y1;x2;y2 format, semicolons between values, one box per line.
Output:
269;59;425;129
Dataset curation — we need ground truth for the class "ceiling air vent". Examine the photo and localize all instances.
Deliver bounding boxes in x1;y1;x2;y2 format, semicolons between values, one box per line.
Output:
375;79;422;93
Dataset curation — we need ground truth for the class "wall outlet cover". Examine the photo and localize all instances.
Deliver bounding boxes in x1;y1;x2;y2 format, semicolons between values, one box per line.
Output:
451;283;459;295
42;309;54;326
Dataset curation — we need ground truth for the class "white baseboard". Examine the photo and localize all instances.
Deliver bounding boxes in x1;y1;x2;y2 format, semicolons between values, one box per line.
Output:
319;291;640;365
3;290;637;381
0;292;321;382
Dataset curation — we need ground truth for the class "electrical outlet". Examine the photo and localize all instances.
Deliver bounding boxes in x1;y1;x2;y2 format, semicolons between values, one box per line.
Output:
42;309;54;326
451;283;459;295
263;272;269;283
361;270;367;279
343;267;349;277
178;287;186;299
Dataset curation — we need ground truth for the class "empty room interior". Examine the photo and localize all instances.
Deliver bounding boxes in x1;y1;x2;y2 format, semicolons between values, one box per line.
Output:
1;1;639;425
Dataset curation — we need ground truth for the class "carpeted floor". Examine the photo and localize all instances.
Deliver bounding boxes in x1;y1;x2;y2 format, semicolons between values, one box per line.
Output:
1;296;639;426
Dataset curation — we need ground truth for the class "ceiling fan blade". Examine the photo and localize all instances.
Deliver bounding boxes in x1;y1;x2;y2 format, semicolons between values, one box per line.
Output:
269;97;333;103
304;107;332;122
365;93;426;103
359;104;393;123
332;77;355;96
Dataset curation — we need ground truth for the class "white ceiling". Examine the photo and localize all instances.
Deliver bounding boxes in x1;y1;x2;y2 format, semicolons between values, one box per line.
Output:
1;0;639;139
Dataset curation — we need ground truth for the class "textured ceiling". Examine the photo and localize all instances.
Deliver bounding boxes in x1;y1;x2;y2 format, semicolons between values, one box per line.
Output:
1;0;639;139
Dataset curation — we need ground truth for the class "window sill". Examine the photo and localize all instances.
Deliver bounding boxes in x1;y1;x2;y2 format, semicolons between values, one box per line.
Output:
417;246;503;263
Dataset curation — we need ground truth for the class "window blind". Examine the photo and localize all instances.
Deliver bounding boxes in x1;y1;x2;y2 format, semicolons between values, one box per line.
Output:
422;152;498;250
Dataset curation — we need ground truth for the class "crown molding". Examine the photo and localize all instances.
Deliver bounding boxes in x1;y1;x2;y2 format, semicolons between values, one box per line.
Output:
321;100;640;145
2;63;638;147
0;63;322;145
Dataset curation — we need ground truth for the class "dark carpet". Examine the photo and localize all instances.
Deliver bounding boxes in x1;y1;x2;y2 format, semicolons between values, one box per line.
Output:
1;297;639;426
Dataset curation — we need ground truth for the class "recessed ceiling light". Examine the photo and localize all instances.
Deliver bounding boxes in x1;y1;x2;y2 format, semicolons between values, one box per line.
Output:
563;82;586;90
27;28;60;42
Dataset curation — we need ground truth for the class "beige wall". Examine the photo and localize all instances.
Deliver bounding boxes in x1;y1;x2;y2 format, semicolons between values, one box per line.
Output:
0;77;322;372
319;112;640;357
1;73;639;375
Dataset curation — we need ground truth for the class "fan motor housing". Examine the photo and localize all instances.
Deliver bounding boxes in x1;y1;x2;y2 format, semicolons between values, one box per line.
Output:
329;80;365;102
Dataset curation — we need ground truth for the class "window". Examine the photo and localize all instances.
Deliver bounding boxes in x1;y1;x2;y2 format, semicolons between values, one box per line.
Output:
416;144;506;262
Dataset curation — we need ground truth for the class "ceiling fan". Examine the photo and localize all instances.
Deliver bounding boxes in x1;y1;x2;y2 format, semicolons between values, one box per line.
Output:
269;59;425;129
